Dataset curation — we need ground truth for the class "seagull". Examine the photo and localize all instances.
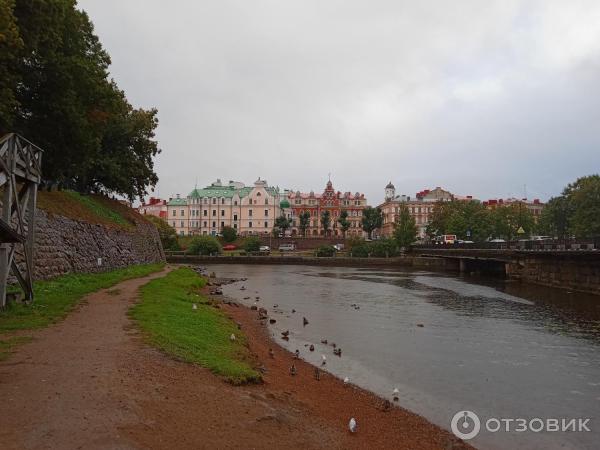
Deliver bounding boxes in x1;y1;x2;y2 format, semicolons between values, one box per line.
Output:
348;418;357;433
321;355;327;365
192;304;198;310
393;387;399;401
230;334;236;341
343;376;349;384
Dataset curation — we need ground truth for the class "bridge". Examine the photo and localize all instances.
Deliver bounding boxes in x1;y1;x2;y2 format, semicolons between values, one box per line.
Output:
412;247;600;295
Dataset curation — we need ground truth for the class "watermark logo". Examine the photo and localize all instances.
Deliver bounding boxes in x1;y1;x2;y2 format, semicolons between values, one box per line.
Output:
451;410;481;440
450;410;592;440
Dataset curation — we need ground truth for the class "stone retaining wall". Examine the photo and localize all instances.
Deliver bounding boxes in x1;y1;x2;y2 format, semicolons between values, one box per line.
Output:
14;209;165;281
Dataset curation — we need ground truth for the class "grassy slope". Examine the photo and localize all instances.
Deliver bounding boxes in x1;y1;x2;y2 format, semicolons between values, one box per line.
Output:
0;263;165;333
37;190;148;230
131;268;260;384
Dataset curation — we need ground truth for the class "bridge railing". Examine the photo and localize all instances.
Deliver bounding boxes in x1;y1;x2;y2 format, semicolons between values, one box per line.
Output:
414;238;599;252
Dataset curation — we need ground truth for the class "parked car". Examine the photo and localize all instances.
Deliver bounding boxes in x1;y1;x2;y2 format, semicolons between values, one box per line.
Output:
333;243;344;251
435;234;457;244
489;238;506;243
222;244;237;251
457;240;474;244
259;245;270;255
278;243;296;251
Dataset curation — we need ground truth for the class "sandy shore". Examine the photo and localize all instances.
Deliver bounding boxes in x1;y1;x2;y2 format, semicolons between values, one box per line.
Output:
219;288;472;450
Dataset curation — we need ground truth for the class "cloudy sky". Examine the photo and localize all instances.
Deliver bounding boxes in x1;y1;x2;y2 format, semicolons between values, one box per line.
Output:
78;0;600;205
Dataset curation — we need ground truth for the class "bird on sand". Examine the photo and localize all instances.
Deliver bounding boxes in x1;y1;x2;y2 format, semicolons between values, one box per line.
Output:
348;418;357;433
321;355;327;365
343;377;349;385
309;344;315;352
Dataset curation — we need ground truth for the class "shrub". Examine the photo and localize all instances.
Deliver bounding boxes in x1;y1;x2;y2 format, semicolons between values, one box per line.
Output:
350;244;370;258
221;226;237;243
346;235;365;249
188;236;222;255
316;245;336;257
368;238;398;257
243;236;262;253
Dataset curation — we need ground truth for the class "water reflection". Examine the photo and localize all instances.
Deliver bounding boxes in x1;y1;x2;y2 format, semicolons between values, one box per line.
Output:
207;264;600;450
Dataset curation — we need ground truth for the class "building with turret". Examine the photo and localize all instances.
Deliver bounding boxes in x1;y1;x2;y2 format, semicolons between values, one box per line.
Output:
287;179;367;237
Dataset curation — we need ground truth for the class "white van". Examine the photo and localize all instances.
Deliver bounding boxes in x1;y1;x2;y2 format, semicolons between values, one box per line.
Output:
278;243;296;251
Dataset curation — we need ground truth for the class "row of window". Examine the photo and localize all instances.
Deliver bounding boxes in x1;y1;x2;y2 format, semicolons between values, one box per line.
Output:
173;209;271;218
186;197;271;206
172;220;270;229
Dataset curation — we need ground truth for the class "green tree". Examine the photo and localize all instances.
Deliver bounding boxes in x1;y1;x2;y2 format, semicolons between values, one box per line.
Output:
315;245;335;257
491;204;534;240
274;215;291;236
298;211;311;237
243;236;261;253
337;210;350;238
5;0;160;200
361;207;383;239
538;196;571;239
0;0;22;133
221;226;237;243
320;210;331;236
146;215;179;250
563;175;600;238
393;204;417;248
188;235;222;255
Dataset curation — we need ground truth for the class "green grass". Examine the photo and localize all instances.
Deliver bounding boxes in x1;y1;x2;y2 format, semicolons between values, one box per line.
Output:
0;263;165;333
131;268;261;384
0;336;33;361
64;191;131;228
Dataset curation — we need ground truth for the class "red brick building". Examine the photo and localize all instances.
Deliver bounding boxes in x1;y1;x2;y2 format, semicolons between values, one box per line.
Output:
287;180;367;237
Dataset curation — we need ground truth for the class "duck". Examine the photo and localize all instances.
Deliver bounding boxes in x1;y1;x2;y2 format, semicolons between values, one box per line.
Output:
334;348;342;357
321;339;328;345
348;418;357;433
303;317;309;326
240;286;246;290
309;344;315;352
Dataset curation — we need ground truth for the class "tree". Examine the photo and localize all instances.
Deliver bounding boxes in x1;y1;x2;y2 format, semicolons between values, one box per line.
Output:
538;196;571;239
338;210;350;238
4;0;160;201
274;215;291;236
563;175;600;238
0;0;22;133
393;205;417;248
221;226;237;243
188;236;222;255
243;236;261;253
361;207;383;239
146;215;179;250
298;211;311;237
320;210;331;236
491;204;534;240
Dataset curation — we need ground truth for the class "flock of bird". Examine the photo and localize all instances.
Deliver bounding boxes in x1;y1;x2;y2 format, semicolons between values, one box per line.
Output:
226;277;404;435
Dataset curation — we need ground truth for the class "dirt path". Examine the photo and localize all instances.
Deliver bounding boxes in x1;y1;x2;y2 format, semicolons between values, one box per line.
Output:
0;267;468;450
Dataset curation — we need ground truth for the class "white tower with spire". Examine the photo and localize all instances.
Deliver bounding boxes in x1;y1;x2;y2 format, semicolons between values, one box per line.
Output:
385;181;396;201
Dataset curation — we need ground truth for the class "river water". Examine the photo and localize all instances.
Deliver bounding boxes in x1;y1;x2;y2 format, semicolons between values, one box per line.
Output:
206;264;600;450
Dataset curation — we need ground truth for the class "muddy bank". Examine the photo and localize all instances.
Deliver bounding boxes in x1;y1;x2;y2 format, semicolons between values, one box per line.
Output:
217;293;471;449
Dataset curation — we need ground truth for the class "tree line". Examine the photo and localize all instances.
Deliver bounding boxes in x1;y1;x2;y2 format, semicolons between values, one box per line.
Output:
0;0;159;201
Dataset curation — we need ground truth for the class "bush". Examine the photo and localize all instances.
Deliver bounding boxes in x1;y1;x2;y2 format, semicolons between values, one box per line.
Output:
368;238;399;257
243;236;262;253
221;226;237;243
350;244;370;258
346;235;365;249
146;215;179;250
188;236;222;255
315;245;336;257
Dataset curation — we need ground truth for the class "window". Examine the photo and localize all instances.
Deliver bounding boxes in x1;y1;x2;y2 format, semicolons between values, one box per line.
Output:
257;192;261;196
249;209;253;217
249;221;253;228
265;198;269;205
221;221;225;228
233;224;237;229
172;221;176;227
180;209;184;216
172;210;176;217
221;198;225;204
212;210;216;216
211;198;215;205
264;209;269;217
203;221;207;227
264;221;268;228
221;210;225;217
212;221;216;228
203;198;208;204
234;200;238;206
180;220;184;228
234;214;238;221
249;199;253;205
180;231;184;236
203;210;207;216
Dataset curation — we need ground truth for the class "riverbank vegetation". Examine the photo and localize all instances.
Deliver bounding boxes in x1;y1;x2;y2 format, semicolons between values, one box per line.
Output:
131;268;260;384
0;263;164;333
1;0;160;201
